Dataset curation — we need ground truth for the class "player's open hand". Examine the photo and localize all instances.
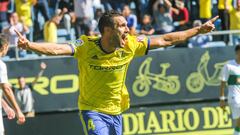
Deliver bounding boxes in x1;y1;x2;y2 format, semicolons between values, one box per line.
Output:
14;29;30;50
199;16;219;34
16;111;26;125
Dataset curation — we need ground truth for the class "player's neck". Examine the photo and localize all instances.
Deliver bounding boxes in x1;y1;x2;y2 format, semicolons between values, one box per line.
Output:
236;58;240;64
100;37;117;53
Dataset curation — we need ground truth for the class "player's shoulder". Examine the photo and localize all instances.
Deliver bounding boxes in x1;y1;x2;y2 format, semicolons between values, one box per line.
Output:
226;59;236;66
127;35;148;43
73;35;100;47
0;60;6;67
86;36;101;45
0;60;6;70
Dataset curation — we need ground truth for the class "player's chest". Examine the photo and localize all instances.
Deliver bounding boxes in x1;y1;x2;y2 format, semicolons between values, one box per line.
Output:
84;49;133;66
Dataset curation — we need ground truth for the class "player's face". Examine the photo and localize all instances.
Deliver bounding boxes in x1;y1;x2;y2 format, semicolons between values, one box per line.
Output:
11;13;19;24
19;77;26;89
111;16;129;48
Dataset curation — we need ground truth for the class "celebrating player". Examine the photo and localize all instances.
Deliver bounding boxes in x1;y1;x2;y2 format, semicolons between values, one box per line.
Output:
220;45;240;135
15;10;217;135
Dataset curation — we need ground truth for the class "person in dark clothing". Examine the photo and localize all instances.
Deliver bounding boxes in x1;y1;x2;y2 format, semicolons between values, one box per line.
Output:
33;0;50;39
140;14;155;35
171;0;189;31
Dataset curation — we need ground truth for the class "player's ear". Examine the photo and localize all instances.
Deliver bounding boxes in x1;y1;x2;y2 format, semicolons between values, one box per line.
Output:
104;27;113;34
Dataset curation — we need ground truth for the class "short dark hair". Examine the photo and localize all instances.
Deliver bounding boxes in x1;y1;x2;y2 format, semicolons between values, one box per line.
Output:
235;44;240;52
0;34;8;49
18;76;24;79
98;10;123;34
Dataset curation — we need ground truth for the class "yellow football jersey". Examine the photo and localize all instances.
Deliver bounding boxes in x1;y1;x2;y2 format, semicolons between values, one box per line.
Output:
230;9;240;30
69;35;149;115
218;0;233;11
200;0;212;19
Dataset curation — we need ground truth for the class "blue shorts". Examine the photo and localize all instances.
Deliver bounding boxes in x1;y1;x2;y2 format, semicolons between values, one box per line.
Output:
79;111;122;135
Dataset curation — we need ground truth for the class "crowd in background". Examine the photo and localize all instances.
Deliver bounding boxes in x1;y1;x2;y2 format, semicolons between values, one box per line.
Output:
0;0;240;58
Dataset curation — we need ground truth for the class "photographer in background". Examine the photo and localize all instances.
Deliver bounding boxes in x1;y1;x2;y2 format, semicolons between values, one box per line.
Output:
13;62;47;117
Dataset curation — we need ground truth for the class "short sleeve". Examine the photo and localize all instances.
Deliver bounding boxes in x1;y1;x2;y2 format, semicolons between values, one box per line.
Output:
68;35;87;59
130;35;150;57
0;62;8;84
220;64;229;82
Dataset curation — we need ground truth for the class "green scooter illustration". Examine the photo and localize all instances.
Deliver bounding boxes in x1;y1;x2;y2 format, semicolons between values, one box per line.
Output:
132;57;180;97
186;51;226;93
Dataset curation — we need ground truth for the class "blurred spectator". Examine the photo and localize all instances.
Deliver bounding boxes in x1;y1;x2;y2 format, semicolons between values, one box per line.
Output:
140;14;155;35
188;20;212;48
43;10;66;43
15;0;36;41
199;0;212;23
171;0;189;31
93;0;105;12
109;0;126;12
95;8;103;22
3;12;29;58
13;62;47;117
136;0;150;19
48;0;58;18
0;0;10;33
188;0;199;21
218;0;233;43
101;0;112;11
218;0;233;30
153;0;174;34
230;0;240;45
74;0;94;37
58;0;74;37
86;8;103;36
3;13;29;45
33;0;50;37
122;5;138;35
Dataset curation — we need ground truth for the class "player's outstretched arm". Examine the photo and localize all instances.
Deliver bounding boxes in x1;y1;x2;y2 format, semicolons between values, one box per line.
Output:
15;29;73;56
149;16;219;49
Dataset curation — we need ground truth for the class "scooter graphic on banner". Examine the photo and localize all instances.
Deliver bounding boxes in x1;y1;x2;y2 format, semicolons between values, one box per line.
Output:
186;51;226;93
132;57;180;97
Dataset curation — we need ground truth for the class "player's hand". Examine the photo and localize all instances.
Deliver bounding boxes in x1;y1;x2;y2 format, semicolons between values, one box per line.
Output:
16;111;26;125
5;107;15;120
220;100;226;111
199;16;219;34
40;62;47;70
14;29;30;50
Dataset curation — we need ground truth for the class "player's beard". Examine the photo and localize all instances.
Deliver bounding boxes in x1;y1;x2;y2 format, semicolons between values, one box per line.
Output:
110;32;122;49
110;33;127;49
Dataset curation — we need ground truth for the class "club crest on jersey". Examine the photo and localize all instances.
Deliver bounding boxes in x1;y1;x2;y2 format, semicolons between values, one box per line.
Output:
137;35;145;42
71;39;84;47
